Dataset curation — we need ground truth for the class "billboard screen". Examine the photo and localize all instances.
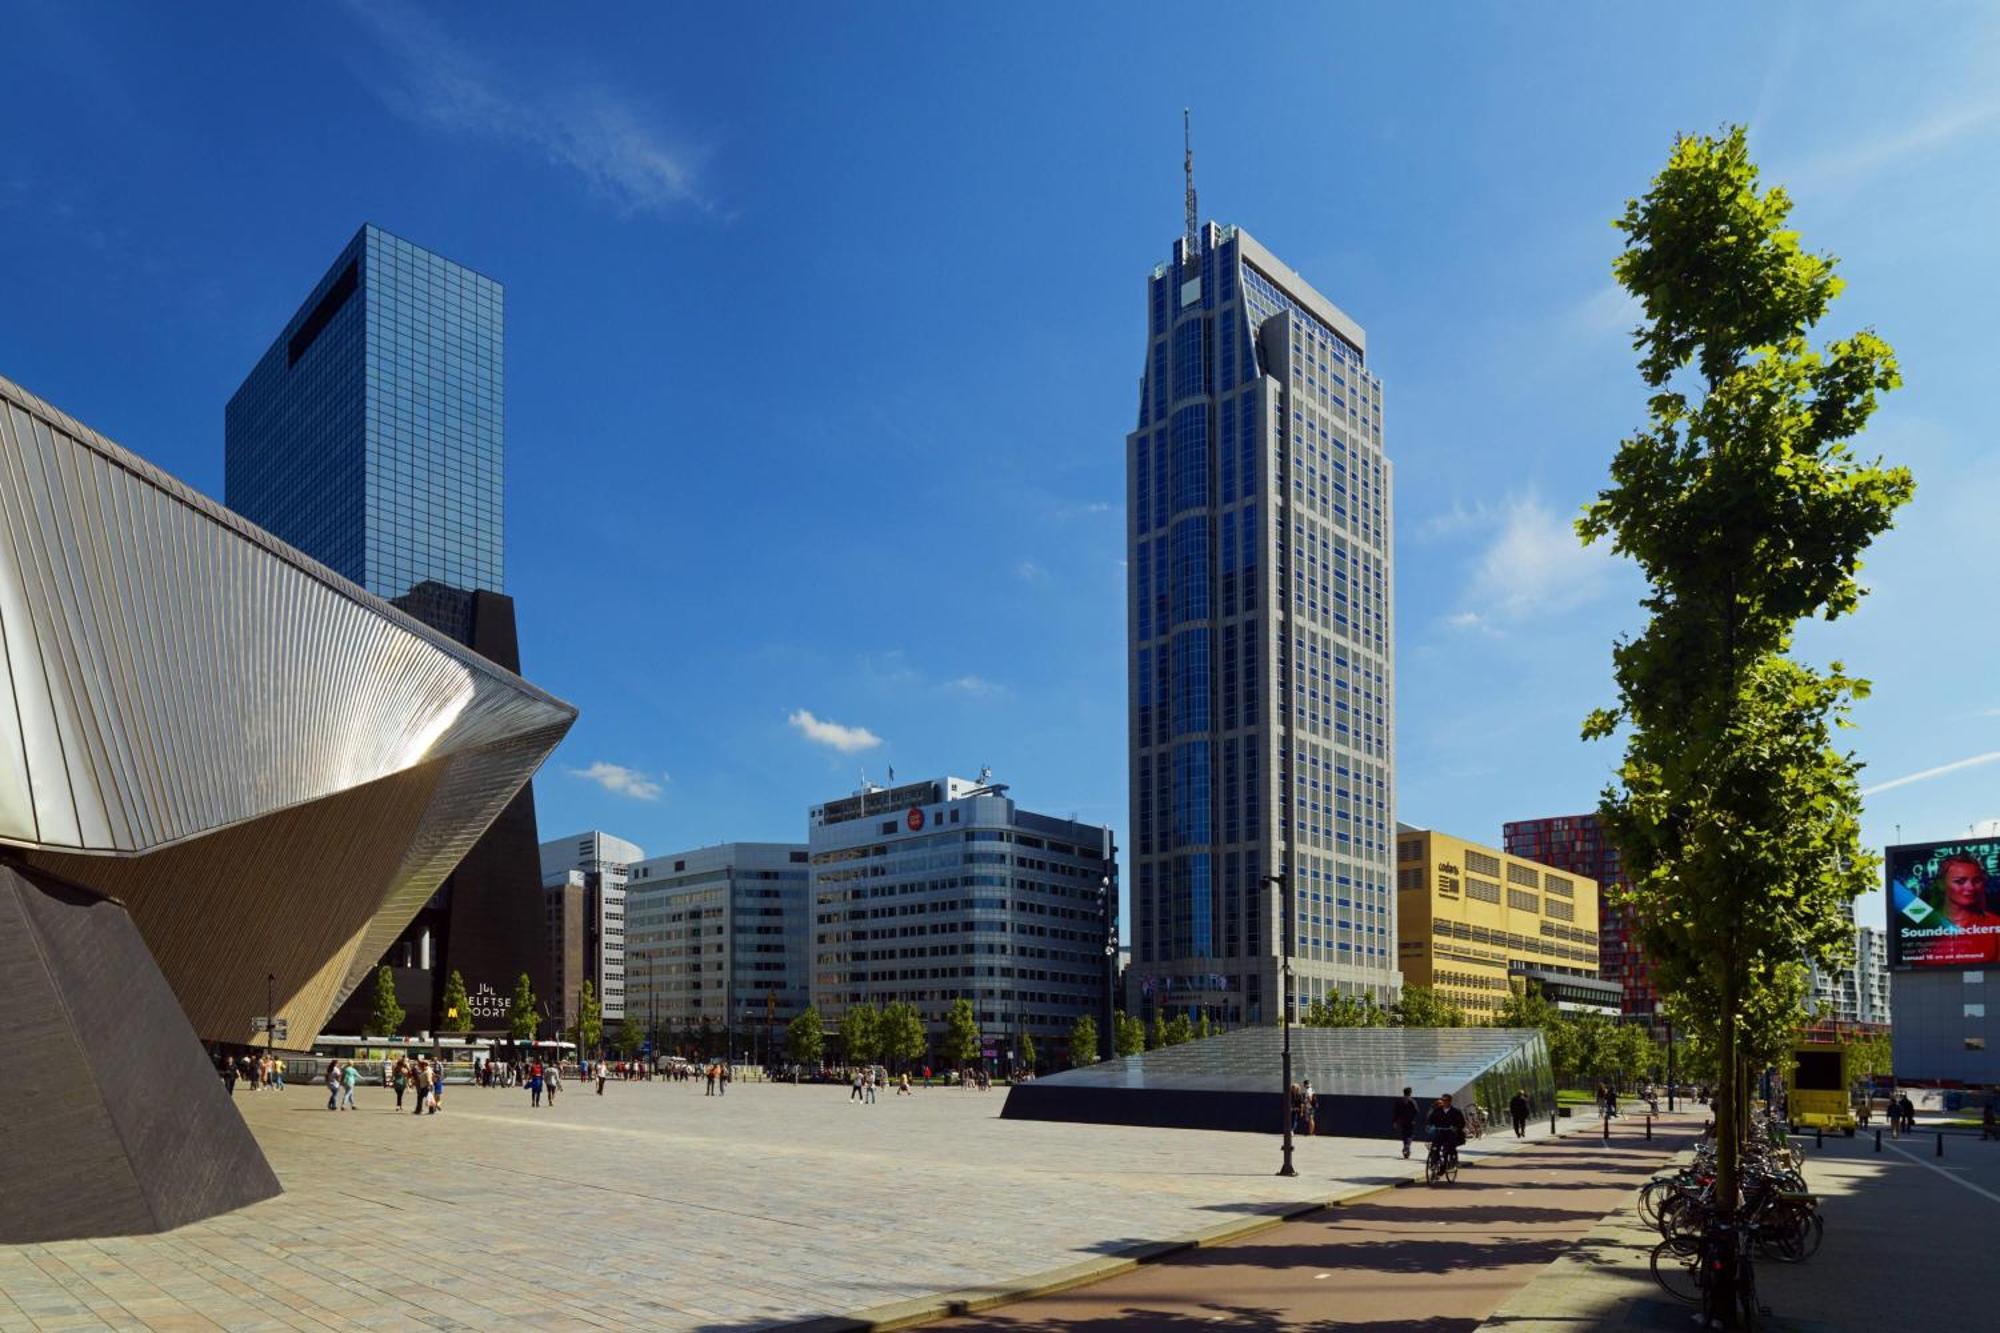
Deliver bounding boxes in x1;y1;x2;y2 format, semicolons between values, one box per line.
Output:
1888;837;2000;968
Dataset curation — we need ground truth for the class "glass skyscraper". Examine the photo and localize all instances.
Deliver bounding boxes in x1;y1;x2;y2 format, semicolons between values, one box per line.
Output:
225;223;503;615
1127;222;1395;1026
226;223;546;1040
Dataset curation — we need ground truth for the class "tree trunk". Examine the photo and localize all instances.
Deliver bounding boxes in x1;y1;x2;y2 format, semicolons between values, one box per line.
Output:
1716;966;1739;1213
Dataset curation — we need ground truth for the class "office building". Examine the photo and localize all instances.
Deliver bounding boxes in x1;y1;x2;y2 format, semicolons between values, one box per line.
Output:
1395;826;1607;1023
225;223;501;609
0;371;572;1239
1856;925;1890;1026
810;775;1117;1064
540;831;643;1025
1503;813;1659;1019
1126;217;1394;1028
227;223;550;1037
625;842;811;1056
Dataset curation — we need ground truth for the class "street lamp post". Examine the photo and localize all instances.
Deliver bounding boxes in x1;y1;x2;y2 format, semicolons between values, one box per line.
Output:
265;972;275;1072
1263;874;1297;1177
1665;1014;1676;1113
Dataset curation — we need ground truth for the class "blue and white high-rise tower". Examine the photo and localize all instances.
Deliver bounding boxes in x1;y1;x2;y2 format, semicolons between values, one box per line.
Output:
1127;220;1396;1024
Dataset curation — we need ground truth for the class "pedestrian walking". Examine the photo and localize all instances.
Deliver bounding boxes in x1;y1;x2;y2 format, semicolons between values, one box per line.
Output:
221;1057;238;1094
1509;1088;1530;1138
546;1061;561;1104
410;1059;430;1117
863;1070;875;1104
1300;1079;1317;1136
1391;1086;1419;1158
850;1069;864;1102
340;1059;360;1110
325;1059;342;1111
597;1065;607;1095
393;1057;409;1109
529;1060;544;1107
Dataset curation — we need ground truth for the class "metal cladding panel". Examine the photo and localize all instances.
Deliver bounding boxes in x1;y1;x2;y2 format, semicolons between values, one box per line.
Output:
0;372;576;1046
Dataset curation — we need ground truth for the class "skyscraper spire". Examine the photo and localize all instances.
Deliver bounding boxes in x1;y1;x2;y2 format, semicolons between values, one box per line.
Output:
1183;108;1199;269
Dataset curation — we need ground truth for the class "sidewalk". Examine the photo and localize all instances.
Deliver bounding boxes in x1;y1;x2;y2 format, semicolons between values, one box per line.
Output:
924;1117;1698;1332
1478;1127;1999;1332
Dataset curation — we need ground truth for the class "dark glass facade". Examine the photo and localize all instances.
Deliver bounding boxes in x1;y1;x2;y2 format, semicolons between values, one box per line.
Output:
228;226;546;1037
226;224;504;604
1502;814;1659;1018
1127;224;1394;1026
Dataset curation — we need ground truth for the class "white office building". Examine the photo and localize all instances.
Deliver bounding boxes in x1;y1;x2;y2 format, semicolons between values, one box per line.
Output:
809;774;1118;1064
625;842;811;1056
539;830;644;1023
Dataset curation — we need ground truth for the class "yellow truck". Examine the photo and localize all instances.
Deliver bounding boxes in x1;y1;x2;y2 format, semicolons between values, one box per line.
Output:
1786;1041;1857;1136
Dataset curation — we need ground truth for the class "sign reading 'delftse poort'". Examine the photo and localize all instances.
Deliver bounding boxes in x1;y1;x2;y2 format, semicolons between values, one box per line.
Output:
465;982;512;1022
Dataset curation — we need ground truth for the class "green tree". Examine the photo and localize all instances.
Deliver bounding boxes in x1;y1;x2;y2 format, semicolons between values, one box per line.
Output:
1164;1013;1194;1045
506;972;538;1042
1305;993;1390;1028
1194;1011;1212;1041
615;1019;642;1058
1114;1010;1146;1057
1845;1028;1892;1081
575;980;603;1056
1148;1013;1166;1050
366;964;405;1037
439;969;473;1036
840;1002;881;1064
1068;1015;1099;1067
787;1005;826;1066
1391;986;1466;1029
1580;126;1912;1216
877;1001;927;1070
1019;1031;1038;1073
942;997;981;1069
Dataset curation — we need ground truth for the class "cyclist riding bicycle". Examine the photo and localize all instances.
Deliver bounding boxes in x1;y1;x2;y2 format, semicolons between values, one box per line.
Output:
1427;1092;1467;1167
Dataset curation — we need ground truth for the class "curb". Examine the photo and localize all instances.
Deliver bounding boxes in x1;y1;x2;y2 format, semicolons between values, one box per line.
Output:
779;1176;1407;1331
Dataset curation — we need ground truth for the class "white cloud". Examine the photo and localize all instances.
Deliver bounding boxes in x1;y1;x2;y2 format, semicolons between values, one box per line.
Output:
1449;495;1617;629
788;709;882;754
568;761;664;801
1863;751;2000;799
1784;95;2000;198
343;0;708;215
1015;560;1049;583
945;675;1007;699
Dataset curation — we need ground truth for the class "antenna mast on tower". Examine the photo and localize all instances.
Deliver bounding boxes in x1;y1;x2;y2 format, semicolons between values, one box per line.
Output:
1183;108;1199;270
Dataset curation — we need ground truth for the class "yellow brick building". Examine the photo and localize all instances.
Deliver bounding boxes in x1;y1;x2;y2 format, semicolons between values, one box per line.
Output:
1396;827;1601;1021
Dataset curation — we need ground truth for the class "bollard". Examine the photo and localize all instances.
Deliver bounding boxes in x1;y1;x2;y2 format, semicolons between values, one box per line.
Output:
1875;1128;1882;1152
1602;1113;1610;1141
1646;1113;1653;1141
1816;1126;1824;1150
1551;1110;1558;1136
1937;1132;1945;1158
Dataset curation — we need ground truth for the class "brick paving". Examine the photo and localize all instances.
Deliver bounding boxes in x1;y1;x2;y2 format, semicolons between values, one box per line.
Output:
0;1079;1564;1331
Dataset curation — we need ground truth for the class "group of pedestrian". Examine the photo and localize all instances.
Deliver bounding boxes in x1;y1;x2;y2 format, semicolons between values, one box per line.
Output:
219;1052;287;1092
1886;1090;1917;1134
387;1056;444;1114
1288;1079;1317;1136
324;1058;360;1110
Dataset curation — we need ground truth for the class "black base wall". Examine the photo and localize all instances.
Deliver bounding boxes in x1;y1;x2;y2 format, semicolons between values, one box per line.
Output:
0;863;281;1241
1001;1082;1466;1139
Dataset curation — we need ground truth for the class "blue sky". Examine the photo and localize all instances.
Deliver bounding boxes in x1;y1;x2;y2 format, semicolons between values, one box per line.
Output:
1;3;1995;931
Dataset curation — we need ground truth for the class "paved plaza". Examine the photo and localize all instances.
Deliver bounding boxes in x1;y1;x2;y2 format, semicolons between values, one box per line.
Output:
0;1078;1562;1331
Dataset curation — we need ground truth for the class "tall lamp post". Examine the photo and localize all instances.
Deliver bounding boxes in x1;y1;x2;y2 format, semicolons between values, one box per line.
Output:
265;972;276;1071
1262;874;1297;1177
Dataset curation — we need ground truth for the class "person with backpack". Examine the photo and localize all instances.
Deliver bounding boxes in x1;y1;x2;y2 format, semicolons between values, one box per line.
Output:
1509;1089;1531;1138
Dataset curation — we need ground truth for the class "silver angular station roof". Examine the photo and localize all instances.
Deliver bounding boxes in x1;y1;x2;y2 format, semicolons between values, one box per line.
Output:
0;372;575;1047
